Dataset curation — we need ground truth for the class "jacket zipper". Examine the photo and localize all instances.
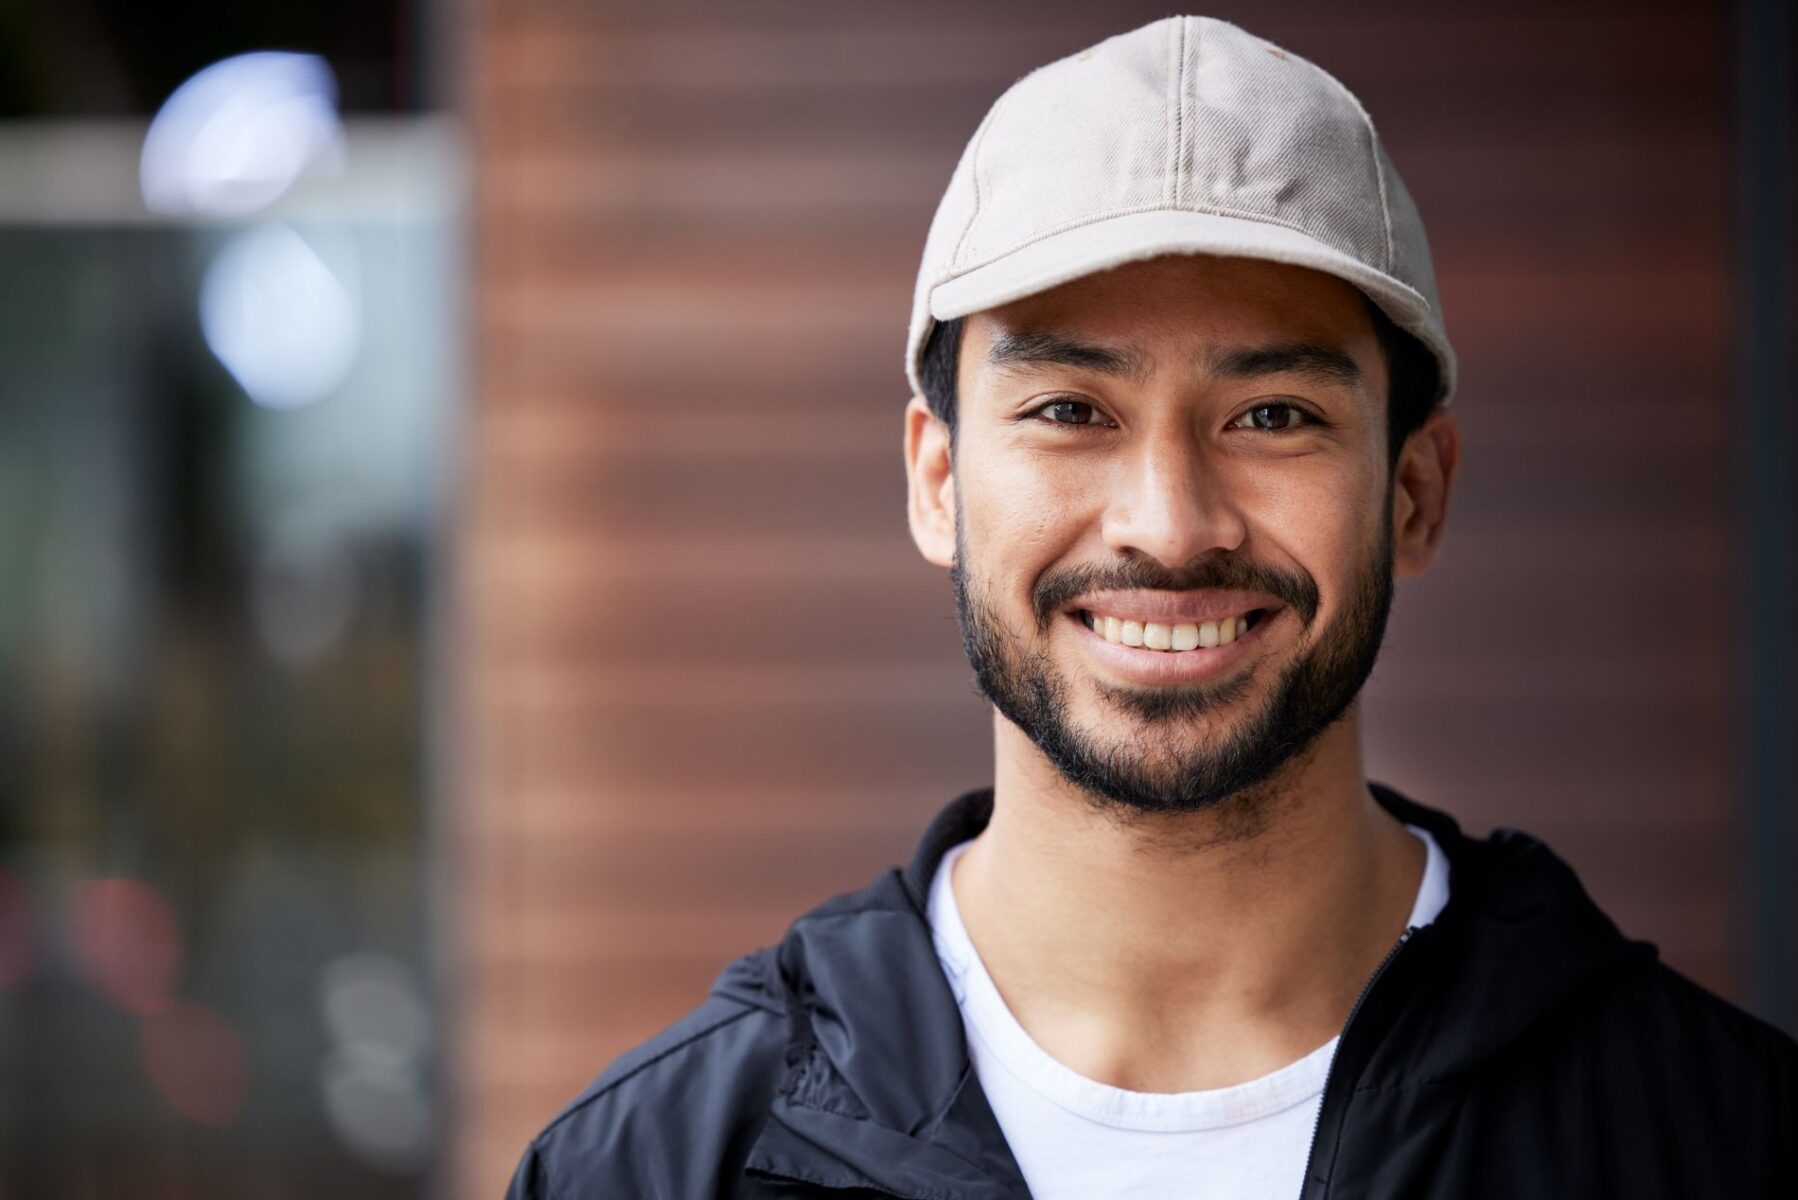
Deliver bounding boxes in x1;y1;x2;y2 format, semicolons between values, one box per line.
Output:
1295;924;1417;1200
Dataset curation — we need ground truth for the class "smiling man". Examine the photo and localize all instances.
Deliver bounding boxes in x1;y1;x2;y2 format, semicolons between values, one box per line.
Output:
508;16;1797;1199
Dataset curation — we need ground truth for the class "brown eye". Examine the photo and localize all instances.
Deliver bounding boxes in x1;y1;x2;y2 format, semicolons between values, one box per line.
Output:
1241;403;1314;431
1036;399;1101;425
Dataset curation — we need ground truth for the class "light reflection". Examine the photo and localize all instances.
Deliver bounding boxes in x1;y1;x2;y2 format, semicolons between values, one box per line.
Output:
320;1049;431;1172
317;952;432;1172
141;1001;251;1127
70;878;181;1015
251;526;360;665
141;51;343;217
320;951;429;1061
199;222;361;411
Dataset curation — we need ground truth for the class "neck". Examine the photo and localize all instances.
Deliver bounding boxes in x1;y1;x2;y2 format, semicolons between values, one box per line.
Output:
953;704;1424;1092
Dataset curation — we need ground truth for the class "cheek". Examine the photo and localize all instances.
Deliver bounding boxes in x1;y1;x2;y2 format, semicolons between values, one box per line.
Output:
1235;463;1382;621
1242;452;1379;536
961;450;1087;560
1263;486;1351;559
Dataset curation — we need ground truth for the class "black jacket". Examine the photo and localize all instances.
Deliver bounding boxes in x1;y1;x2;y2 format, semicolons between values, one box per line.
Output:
506;782;1798;1198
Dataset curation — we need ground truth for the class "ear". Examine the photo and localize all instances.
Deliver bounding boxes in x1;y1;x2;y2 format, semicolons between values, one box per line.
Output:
904;395;956;569
1391;407;1461;580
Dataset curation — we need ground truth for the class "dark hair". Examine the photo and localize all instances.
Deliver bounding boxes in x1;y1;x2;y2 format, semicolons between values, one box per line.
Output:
917;296;1443;471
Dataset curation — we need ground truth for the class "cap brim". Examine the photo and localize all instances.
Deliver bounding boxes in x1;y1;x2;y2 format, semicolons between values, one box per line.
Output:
920;208;1456;403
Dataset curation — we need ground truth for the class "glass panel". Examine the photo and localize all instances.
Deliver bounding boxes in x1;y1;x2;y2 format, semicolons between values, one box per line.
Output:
0;117;458;1199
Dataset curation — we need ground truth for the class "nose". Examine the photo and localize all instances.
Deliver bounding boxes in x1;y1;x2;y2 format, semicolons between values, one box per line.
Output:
1100;432;1248;567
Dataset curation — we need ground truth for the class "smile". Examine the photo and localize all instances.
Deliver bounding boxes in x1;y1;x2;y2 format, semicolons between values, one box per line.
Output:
1077;608;1271;653
1064;604;1278;686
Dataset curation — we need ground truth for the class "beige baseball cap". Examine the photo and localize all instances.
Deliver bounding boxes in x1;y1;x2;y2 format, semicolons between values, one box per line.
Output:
904;15;1456;405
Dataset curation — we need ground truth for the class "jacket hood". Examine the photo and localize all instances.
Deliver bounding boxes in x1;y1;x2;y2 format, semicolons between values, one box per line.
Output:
727;780;1655;1196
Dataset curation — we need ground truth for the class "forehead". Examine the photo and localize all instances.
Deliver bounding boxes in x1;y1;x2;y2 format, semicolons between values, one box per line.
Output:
961;254;1379;378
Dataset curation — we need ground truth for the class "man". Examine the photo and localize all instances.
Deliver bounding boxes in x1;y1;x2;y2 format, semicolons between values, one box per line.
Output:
508;15;1797;1198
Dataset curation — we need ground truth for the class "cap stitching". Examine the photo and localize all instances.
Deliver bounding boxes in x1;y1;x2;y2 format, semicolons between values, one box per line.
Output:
1287;53;1396;276
938;199;1419;304
1185;18;1201;209
1347;97;1395;275
947;93;1008;274
1165;19;1185;208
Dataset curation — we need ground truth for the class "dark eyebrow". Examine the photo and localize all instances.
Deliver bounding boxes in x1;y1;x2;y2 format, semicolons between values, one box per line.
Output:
1205;342;1364;389
984;331;1153;385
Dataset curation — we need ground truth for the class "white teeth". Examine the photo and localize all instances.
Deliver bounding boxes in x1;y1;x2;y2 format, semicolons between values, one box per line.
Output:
1087;610;1259;652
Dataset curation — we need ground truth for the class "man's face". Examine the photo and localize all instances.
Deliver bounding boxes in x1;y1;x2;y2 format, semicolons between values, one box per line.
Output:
943;254;1397;818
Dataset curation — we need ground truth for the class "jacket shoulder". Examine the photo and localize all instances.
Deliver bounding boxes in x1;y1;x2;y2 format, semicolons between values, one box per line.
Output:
1573;956;1798;1172
1598;958;1798;1074
506;949;788;1200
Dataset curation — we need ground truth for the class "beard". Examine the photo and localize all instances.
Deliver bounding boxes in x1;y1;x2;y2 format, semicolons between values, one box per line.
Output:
950;481;1395;822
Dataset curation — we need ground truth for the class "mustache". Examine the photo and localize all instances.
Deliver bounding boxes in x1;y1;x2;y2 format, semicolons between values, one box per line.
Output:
1032;556;1319;630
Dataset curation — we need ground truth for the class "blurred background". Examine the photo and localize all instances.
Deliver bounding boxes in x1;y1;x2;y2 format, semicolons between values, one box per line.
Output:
0;0;1791;1196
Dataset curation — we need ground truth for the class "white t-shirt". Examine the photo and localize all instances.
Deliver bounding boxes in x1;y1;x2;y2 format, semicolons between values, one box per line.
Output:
926;823;1451;1199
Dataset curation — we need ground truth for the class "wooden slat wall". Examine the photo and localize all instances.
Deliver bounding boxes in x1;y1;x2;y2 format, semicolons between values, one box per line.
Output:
456;1;1737;1193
